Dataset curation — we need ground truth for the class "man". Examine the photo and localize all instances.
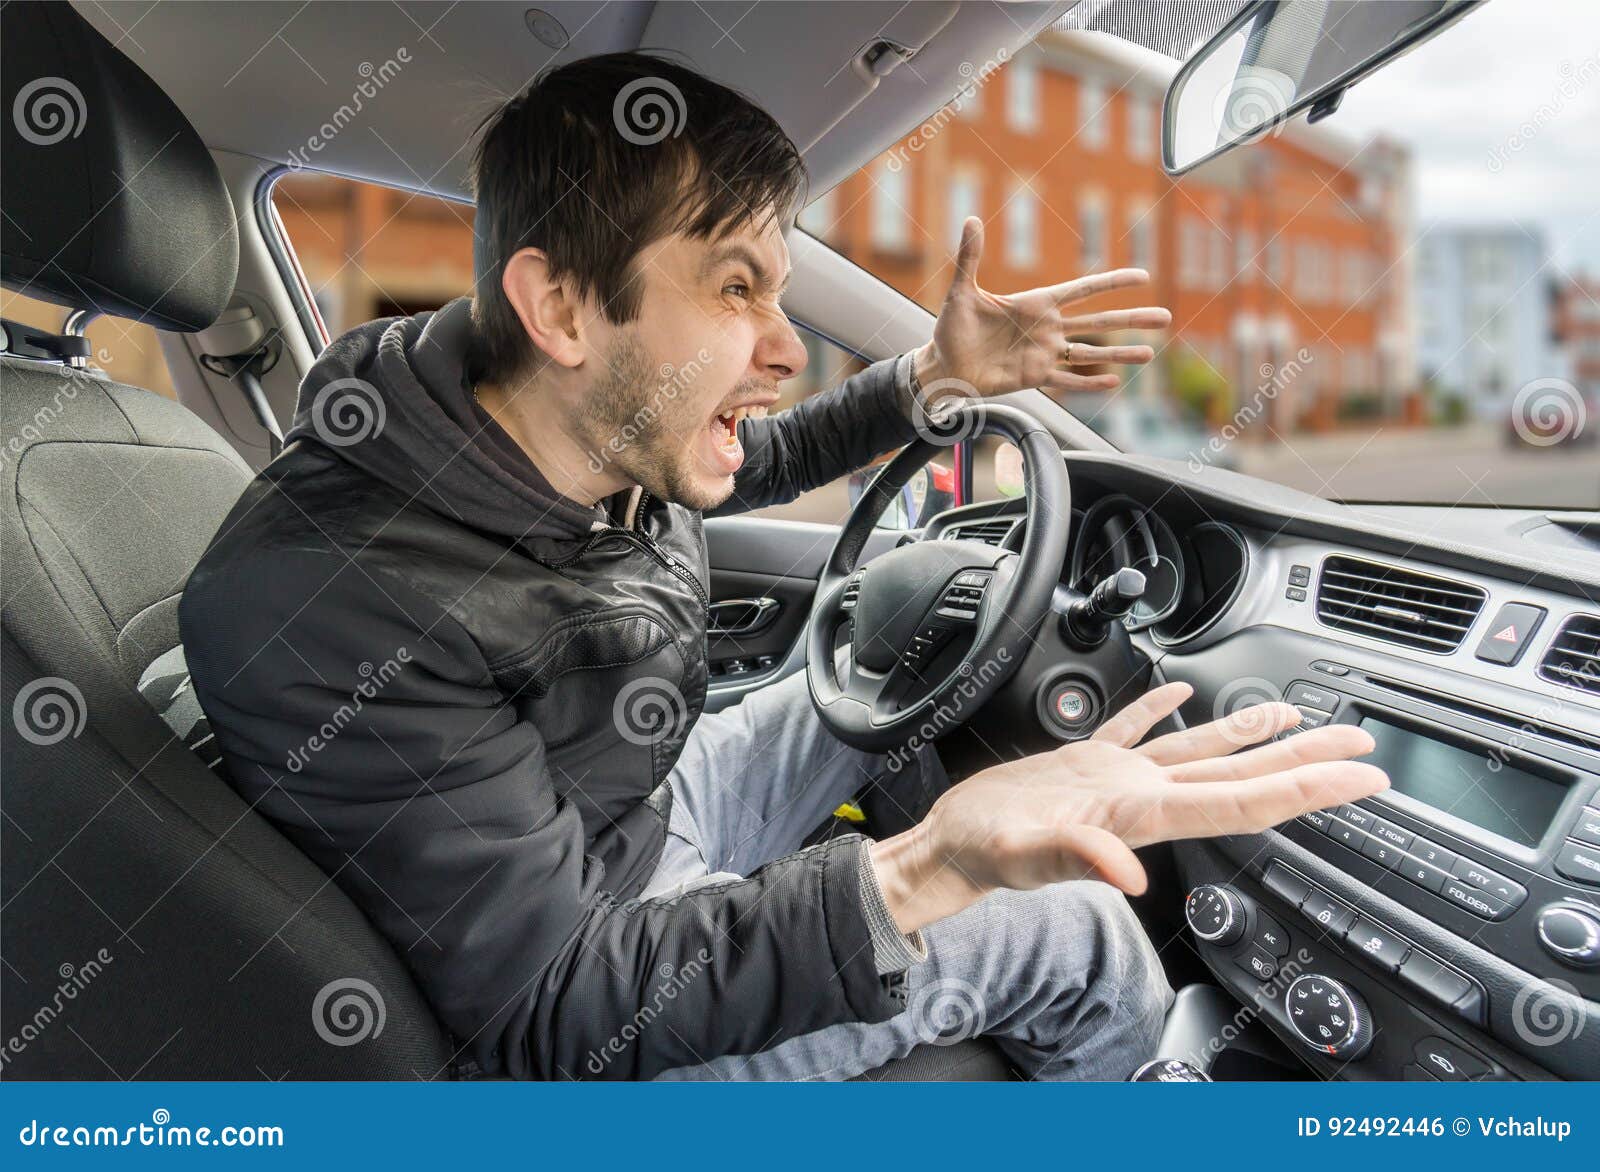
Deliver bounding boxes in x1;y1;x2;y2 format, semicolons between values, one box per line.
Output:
181;53;1386;1080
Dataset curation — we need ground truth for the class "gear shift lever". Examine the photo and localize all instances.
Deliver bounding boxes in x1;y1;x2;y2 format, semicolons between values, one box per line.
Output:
1063;567;1146;647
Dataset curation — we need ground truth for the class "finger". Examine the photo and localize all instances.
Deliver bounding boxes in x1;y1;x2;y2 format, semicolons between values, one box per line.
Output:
1168;724;1377;783
1051;823;1150;896
1138;702;1303;766
1061;342;1156;366
1090;681;1194;748
1153;762;1390;842
1044;267;1151;305
1060;308;1172;332
1043;369;1121;393
950;216;983;292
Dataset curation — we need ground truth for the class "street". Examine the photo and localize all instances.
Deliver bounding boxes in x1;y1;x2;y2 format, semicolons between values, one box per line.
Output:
752;422;1599;526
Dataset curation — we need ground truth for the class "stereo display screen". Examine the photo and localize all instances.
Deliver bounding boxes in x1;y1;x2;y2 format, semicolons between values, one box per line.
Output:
1357;716;1568;847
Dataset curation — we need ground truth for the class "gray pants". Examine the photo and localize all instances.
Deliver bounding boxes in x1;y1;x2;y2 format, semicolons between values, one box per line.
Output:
646;670;1174;1081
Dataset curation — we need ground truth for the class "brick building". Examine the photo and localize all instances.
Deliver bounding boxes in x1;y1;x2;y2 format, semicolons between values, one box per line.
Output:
1552;274;1600;403
802;32;1414;433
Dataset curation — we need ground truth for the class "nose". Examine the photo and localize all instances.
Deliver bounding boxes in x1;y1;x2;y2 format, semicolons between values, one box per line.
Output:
753;312;809;383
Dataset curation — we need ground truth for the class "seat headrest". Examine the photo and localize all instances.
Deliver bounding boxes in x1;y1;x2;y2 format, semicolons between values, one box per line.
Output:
0;2;238;332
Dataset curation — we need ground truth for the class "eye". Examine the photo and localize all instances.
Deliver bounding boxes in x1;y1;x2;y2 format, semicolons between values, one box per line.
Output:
723;281;751;301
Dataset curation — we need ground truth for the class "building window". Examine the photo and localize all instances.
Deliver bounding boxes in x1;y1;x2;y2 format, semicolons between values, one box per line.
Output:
948;172;980;251
1267;239;1288;286
1007;58;1040;133
1180;218;1203;290
1079;76;1107;149
1127;96;1155;159
1007;185;1039;269
1235;229;1257;280
1127;204;1152;271
1209;230;1228;290
871;160;910;252
1080;196;1106;271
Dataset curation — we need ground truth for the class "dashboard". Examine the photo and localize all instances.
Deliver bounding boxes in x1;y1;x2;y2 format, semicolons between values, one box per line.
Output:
924;450;1600;1082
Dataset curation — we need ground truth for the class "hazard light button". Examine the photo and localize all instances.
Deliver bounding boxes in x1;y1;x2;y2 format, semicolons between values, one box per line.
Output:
1473;603;1546;666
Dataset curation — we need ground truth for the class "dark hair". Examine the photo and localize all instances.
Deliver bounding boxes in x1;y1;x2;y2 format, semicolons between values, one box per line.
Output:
468;52;807;384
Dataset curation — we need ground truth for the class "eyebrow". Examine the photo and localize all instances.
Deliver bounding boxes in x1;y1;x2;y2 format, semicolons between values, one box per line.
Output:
700;241;791;296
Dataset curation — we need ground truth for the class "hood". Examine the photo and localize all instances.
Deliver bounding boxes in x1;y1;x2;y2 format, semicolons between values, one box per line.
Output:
283;297;605;542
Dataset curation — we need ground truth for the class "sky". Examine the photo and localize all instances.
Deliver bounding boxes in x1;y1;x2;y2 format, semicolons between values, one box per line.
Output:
1327;0;1600;277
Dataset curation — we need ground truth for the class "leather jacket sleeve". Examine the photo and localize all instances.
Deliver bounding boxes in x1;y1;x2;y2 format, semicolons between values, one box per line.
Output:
709;353;920;515
181;551;900;1080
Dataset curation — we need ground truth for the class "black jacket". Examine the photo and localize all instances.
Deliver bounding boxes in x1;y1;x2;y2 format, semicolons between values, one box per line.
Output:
180;298;921;1078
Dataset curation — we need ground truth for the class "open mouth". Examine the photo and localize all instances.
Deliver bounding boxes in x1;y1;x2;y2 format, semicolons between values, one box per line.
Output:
710;404;768;451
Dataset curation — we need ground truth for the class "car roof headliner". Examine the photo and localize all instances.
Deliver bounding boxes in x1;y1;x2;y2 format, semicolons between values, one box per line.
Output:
76;0;1088;203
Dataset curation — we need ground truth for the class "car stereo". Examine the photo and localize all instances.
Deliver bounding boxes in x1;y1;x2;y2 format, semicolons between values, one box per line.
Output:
1355;714;1570;848
1273;670;1600;995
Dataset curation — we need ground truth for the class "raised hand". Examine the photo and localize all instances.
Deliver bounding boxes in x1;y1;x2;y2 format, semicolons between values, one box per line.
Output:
912;216;1172;401
869;682;1389;934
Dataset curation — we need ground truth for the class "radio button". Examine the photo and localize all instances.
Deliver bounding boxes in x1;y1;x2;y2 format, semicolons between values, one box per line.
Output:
1569;807;1600;849
1293;706;1332;731
1286;681;1341;713
1360;834;1407;870
1300;892;1357;936
1327;817;1369;852
1553;839;1600;886
1408;837;1458;872
1344;916;1410;973
1367;818;1412;851
1441;879;1510;919
1396;853;1450;893
1449;857;1527;907
1300;808;1334;833
1337;804;1378;831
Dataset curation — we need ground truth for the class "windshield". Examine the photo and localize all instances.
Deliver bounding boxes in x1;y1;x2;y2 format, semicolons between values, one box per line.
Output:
805;2;1600;509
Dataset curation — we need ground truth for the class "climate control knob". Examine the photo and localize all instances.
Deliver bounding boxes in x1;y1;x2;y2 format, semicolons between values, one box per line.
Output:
1185;884;1245;946
1284;974;1372;1060
1536;903;1600;968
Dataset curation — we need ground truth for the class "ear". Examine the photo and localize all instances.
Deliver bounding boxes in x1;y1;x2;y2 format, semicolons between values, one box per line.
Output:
500;248;586;369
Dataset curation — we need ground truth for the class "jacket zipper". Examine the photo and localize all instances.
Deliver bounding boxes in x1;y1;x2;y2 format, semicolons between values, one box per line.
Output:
540;491;708;607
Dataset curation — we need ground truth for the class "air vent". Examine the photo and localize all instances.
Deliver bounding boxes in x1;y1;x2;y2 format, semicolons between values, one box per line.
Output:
1314;555;1487;654
1538;614;1600;696
947;518;1015;546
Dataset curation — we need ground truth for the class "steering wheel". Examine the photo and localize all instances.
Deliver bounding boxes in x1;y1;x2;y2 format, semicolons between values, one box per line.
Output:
806;403;1072;752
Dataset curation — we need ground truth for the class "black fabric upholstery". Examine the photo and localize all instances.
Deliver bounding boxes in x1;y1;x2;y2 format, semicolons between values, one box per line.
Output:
0;358;455;1077
0;631;455;1079
0;2;238;331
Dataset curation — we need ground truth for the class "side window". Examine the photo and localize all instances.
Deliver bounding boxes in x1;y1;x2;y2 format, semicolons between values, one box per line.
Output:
0;289;176;398
749;329;950;530
271;173;473;341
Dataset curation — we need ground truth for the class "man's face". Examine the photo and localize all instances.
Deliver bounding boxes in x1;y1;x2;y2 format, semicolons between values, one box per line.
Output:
572;212;808;510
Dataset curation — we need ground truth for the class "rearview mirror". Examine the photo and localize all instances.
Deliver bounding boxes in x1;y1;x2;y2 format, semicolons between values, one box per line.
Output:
1162;0;1481;175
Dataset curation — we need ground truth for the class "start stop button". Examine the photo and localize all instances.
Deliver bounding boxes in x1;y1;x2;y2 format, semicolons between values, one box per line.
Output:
1038;676;1101;739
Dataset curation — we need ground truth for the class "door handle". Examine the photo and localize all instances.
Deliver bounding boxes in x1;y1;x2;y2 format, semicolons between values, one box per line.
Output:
707;596;780;636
